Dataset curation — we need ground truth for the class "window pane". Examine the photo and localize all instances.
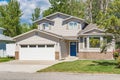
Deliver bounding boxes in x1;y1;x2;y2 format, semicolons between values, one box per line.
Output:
89;37;100;48
21;45;28;48
43;23;49;30
84;38;87;48
68;22;78;29
38;45;45;48
29;45;36;48
74;22;77;26
47;45;54;47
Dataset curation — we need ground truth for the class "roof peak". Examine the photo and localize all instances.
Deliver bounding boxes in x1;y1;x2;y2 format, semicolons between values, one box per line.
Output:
45;12;71;18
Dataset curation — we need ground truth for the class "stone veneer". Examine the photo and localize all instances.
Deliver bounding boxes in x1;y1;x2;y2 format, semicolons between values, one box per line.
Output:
78;52;114;60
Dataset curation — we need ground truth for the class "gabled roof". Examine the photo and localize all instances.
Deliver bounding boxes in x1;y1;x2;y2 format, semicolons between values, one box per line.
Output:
34;12;88;24
13;29;63;40
0;34;13;42
78;23;105;34
63;16;86;23
33;18;54;24
78;23;109;36
45;12;70;19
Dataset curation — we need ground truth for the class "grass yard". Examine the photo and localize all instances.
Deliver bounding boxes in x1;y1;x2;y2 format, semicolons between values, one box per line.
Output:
0;57;14;63
38;60;120;74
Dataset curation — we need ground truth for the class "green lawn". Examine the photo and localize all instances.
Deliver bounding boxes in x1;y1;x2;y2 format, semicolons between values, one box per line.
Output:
0;57;14;63
38;60;120;74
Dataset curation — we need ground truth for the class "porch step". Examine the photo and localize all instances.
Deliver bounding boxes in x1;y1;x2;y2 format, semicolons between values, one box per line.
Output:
65;56;78;61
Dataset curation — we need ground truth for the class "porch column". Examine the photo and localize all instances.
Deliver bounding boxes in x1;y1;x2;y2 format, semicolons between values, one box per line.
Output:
87;37;89;49
100;36;103;46
55;42;60;60
78;37;81;52
15;44;19;60
112;38;115;50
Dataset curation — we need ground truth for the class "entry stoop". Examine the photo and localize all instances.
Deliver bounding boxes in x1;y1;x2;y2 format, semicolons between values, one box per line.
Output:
65;56;78;61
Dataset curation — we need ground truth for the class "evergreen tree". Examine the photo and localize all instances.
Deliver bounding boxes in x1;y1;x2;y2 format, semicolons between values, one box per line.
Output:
0;0;22;37
31;7;41;29
20;23;31;34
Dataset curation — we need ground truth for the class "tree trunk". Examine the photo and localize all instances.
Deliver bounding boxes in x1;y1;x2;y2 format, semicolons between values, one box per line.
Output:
89;0;93;23
100;0;104;12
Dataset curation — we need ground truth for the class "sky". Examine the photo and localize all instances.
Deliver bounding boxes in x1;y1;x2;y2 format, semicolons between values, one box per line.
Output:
0;0;51;24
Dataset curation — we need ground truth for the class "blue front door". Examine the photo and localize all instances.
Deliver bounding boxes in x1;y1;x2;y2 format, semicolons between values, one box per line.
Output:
70;42;77;56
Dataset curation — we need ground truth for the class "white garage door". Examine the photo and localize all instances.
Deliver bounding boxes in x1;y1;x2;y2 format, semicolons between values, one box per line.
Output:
19;44;55;60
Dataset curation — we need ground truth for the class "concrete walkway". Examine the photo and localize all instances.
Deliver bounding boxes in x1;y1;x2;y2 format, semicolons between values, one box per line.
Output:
0;60;59;73
0;72;120;80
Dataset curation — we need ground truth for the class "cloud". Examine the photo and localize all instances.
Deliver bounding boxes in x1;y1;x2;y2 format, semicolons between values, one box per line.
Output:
18;0;51;24
0;0;8;5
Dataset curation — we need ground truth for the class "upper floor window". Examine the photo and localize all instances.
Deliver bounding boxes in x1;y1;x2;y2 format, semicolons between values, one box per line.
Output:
43;23;50;30
68;21;78;29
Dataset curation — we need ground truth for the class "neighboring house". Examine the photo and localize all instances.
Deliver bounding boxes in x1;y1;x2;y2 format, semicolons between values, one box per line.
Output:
0;27;14;57
13;12;115;60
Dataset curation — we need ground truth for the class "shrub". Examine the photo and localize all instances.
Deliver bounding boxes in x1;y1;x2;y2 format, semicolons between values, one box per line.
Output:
113;49;120;68
113;49;120;60
117;56;120;68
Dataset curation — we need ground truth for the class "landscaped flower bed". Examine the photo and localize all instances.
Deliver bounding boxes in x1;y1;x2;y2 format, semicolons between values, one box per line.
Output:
113;49;120;68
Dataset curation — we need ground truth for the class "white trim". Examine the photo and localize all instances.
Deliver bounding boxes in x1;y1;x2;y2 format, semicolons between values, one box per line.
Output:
83;28;105;34
64;16;85;22
33;18;54;23
13;29;63;40
68;21;78;30
42;23;50;30
82;36;103;50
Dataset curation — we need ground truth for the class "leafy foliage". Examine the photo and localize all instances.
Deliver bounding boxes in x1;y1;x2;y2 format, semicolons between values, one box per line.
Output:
20;23;31;34
31;7;41;29
43;0;85;18
0;0;22;37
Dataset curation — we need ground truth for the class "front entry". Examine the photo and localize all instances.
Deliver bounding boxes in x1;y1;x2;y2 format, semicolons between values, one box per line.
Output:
70;42;77;56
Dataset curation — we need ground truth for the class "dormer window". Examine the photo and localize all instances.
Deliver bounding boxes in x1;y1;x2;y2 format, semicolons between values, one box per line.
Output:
42;23;50;30
68;21;78;29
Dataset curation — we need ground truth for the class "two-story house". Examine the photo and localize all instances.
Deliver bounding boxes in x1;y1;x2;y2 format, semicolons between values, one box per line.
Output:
13;12;115;60
0;27;13;57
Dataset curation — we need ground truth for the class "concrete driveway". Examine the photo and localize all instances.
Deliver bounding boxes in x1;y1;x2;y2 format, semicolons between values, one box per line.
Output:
0;72;120;80
0;60;59;73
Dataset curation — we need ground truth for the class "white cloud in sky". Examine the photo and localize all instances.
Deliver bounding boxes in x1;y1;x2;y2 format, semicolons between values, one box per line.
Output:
0;0;8;5
18;0;51;23
0;0;51;23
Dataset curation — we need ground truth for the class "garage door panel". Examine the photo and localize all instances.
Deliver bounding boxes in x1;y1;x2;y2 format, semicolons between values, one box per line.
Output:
19;47;55;60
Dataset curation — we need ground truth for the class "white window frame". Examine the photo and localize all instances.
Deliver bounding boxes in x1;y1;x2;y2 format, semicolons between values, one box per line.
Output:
68;21;78;29
83;36;103;49
42;23;50;30
89;36;101;49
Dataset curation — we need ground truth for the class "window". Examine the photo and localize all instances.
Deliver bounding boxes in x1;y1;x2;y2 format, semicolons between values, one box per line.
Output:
68;21;78;29
47;45;54;48
84;37;87;48
80;37;83;43
29;45;36;48
103;36;112;43
21;45;28;48
43;23;49;30
38;45;45;48
89;37;100;48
